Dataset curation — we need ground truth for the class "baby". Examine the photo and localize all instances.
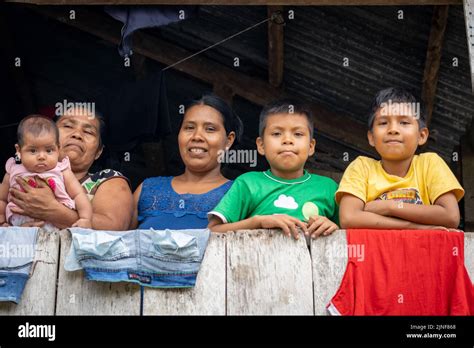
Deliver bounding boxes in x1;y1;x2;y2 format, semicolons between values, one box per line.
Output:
0;115;92;230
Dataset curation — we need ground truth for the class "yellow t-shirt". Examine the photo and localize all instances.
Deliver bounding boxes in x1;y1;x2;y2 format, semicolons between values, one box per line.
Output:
335;153;464;205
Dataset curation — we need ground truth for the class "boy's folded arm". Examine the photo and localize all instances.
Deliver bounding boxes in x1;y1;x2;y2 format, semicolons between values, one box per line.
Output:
339;194;437;230
368;192;460;228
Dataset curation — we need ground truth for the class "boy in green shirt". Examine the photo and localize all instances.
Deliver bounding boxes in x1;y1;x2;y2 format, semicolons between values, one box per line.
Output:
208;100;339;239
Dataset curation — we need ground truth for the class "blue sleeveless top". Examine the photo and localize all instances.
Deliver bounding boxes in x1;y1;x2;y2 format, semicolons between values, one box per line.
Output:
137;176;233;230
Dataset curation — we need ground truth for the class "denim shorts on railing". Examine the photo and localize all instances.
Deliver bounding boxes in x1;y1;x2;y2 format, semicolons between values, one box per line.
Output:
0;227;39;303
65;228;210;288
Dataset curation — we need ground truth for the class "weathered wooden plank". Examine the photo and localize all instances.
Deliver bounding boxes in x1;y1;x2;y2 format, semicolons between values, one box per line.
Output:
422;5;449;127
311;230;348;315
143;233;226;315
5;0;462;5
55;229;140;315
268;5;284;88
464;232;474;282
226;229;313;315
0;229;59;315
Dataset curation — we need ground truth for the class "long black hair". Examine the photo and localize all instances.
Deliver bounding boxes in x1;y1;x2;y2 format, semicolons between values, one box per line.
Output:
183;94;243;144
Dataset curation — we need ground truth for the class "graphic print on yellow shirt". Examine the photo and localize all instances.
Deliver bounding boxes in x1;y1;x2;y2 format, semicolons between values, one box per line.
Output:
376;187;423;205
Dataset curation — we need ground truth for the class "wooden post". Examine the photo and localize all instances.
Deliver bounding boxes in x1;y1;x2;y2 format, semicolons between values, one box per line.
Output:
268;6;284;88
421;5;449;127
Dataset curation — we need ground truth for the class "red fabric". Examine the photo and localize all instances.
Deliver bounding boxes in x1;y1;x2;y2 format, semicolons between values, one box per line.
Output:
327;229;474;315
19;177;56;192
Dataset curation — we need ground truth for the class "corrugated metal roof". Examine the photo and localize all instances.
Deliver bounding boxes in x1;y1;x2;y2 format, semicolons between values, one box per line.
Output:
156;4;474;163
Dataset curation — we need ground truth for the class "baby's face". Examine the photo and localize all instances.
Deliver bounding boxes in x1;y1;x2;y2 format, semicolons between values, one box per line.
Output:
16;132;59;173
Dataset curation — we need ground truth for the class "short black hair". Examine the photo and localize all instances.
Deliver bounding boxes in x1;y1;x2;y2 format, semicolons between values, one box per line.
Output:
17;115;59;147
184;94;243;144
368;87;426;130
259;99;314;138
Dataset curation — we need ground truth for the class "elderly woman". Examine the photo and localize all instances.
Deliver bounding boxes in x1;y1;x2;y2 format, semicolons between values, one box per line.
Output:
131;94;242;229
8;107;133;230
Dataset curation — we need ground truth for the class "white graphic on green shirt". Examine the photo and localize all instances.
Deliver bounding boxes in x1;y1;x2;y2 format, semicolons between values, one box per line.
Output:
302;202;319;221
274;194;298;209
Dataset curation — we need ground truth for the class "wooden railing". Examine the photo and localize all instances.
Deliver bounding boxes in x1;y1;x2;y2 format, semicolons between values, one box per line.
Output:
0;229;473;315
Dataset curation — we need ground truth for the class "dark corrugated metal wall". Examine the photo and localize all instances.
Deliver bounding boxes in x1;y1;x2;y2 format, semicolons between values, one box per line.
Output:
158;5;474;163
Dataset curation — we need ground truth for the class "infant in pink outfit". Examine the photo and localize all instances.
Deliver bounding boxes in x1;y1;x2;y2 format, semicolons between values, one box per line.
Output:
0;115;92;231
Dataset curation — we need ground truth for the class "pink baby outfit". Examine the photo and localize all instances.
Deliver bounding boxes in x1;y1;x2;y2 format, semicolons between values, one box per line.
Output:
5;157;75;227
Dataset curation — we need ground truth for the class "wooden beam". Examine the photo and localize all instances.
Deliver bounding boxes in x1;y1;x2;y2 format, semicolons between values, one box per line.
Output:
30;6;376;156
421;5;449;128
5;0;462;4
267;6;284;88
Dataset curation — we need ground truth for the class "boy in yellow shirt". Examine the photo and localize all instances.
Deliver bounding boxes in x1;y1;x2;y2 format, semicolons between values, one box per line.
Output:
337;87;464;229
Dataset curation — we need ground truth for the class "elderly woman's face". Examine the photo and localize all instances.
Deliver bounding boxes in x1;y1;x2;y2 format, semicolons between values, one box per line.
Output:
178;104;232;173
56;113;102;172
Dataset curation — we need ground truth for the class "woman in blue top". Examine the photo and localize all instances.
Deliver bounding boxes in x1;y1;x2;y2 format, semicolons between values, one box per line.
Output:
131;94;243;229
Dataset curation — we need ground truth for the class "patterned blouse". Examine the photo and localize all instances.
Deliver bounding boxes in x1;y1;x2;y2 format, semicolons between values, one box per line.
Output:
79;169;130;201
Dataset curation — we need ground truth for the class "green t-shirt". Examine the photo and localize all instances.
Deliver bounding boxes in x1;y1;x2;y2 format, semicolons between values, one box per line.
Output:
209;170;339;224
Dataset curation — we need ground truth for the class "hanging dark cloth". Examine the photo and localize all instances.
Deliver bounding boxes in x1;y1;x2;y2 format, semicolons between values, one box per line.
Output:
97;71;171;153
104;6;198;57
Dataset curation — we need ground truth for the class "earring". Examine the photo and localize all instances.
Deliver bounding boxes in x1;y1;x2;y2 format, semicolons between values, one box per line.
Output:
14;153;21;164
